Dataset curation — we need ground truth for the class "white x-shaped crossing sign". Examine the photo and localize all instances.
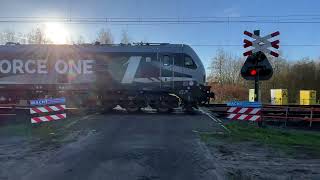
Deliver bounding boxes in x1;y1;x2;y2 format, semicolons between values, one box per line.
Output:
243;31;280;57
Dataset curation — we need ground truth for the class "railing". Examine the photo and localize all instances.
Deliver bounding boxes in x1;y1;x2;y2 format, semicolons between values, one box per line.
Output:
205;104;320;127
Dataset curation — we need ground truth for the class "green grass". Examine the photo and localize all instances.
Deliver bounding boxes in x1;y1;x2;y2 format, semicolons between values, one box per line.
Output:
0;124;30;136
0;115;81;141
200;122;320;154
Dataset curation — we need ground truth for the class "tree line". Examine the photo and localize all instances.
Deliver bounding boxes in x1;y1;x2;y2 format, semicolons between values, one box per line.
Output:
0;26;132;45
208;49;320;103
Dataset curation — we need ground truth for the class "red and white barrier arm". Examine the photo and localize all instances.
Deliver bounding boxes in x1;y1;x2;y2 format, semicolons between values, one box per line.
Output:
227;113;261;121
31;113;67;123
30;105;66;114
227;107;261;114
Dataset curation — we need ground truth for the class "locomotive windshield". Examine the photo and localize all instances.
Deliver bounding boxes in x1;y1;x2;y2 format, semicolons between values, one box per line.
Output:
184;55;197;69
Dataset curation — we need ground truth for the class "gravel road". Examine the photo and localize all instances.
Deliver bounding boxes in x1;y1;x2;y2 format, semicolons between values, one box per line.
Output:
1;112;225;180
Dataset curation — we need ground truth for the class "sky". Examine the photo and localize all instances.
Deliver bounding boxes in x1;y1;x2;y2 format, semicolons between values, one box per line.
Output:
1;0;320;72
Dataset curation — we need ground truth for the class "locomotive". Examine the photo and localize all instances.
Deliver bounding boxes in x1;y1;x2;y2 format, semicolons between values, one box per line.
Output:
0;43;214;112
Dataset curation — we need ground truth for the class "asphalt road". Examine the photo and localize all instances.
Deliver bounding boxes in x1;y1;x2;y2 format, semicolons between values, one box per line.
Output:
5;112;225;180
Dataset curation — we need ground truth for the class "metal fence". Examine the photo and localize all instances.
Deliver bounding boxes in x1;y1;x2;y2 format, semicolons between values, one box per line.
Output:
205;104;320;127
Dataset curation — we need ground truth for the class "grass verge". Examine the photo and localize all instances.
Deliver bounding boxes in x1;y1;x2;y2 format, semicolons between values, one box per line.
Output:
200;121;320;155
0;115;85;142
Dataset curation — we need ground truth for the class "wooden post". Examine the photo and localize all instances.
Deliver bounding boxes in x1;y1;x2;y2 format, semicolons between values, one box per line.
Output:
258;105;263;128
285;106;288;127
309;108;313;127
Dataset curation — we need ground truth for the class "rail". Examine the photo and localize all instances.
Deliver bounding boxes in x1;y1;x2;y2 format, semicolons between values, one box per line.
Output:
0;104;79;114
2;103;320;127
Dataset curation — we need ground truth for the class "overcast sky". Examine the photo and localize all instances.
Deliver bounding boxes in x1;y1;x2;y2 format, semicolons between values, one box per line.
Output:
1;0;320;70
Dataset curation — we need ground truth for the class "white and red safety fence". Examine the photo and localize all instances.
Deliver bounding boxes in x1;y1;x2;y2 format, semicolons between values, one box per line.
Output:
31;113;67;123
29;97;67;124
30;105;66;114
226;107;262;121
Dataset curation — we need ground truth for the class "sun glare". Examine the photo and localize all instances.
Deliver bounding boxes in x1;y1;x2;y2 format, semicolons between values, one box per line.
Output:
44;22;69;44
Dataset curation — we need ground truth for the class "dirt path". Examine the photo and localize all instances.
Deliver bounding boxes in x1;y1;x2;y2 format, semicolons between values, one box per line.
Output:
203;136;320;180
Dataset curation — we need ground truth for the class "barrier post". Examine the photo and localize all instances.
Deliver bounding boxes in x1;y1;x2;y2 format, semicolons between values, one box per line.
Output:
26;103;32;138
260;107;265;128
285;107;288;127
309;108;313;127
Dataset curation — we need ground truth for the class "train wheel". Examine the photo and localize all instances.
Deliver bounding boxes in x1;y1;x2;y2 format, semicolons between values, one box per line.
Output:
100;106;115;114
124;100;141;113
100;101;116;114
156;100;173;113
184;106;196;114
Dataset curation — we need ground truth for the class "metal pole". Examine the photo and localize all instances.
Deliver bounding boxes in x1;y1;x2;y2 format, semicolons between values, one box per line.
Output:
254;77;259;102
254;30;260;102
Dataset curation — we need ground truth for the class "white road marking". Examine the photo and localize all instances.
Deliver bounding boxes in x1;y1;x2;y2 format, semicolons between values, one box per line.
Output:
198;107;230;133
65;114;97;129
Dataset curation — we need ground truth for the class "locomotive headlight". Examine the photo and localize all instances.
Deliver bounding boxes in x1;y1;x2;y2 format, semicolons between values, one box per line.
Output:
189;81;194;86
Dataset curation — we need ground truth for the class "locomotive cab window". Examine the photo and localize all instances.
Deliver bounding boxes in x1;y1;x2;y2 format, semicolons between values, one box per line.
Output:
184;55;197;69
163;55;172;66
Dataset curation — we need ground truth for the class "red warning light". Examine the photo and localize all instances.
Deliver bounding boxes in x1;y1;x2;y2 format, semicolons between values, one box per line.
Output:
250;69;257;76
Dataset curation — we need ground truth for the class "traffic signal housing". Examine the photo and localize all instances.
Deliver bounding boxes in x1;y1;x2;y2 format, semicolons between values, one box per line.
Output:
241;52;273;81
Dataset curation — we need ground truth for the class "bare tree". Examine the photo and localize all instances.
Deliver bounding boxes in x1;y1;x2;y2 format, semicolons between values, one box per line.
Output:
120;29;131;44
208;49;320;103
27;27;50;44
208;49;248;102
141;37;149;43
208;49;244;85
0;29;17;44
16;32;28;44
96;28;113;44
76;35;85;44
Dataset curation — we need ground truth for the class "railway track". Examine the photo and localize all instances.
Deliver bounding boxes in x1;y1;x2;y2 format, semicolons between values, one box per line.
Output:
0;104;193;126
2;103;320;128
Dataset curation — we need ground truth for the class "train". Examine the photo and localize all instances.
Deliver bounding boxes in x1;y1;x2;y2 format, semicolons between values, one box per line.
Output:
0;42;214;112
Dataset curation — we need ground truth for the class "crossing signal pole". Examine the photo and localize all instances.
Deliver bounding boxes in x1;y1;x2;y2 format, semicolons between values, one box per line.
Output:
241;29;280;102
253;30;260;101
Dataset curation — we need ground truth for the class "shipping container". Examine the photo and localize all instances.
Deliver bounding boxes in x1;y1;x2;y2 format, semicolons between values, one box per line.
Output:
249;89;255;102
300;90;316;105
270;89;288;105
